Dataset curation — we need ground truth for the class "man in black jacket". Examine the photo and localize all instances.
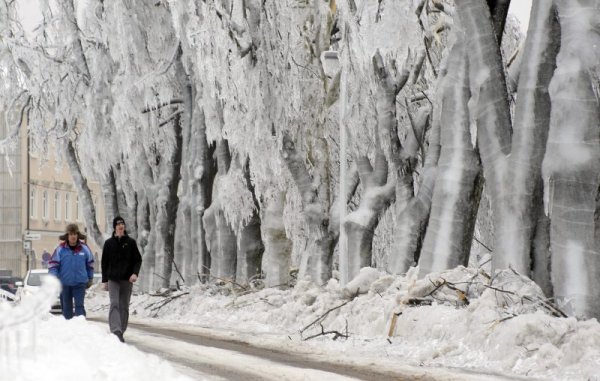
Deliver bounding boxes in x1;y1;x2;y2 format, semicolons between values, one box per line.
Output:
101;216;142;343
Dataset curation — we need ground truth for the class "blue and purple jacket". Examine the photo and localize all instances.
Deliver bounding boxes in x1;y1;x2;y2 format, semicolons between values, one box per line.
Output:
48;241;94;286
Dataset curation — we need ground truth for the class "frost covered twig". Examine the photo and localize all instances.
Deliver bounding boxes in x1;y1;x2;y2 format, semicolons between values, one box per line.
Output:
158;110;184;127
473;235;493;253
141;99;184;114
145;291;190;317
0;91;30;150
289;53;320;79
171;259;185;284
303;322;349;341
299;289;358;337
482;284;567;318
198;266;248;291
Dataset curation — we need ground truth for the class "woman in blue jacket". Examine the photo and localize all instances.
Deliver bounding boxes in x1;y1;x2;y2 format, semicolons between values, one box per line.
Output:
49;223;95;319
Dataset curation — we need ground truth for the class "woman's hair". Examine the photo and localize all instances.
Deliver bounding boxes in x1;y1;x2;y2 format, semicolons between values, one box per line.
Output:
58;223;87;241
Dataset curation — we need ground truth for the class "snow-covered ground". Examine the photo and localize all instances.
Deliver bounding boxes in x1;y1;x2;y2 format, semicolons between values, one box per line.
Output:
0;276;195;381
2;267;600;381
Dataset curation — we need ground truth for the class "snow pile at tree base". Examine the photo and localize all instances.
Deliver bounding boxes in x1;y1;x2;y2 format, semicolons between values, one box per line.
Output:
88;266;600;380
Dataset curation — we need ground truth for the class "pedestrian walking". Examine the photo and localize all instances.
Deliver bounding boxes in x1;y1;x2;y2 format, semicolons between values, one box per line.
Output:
101;216;142;343
48;223;95;319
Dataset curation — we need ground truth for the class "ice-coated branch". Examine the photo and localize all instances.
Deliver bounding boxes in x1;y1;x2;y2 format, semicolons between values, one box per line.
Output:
0;91;30;149
141;99;184;114
158;109;184;127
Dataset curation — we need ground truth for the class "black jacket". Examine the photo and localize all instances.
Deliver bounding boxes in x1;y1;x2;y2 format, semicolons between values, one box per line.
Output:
101;233;142;283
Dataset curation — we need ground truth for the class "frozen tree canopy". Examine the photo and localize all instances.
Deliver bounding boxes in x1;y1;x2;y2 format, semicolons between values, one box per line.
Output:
1;0;599;321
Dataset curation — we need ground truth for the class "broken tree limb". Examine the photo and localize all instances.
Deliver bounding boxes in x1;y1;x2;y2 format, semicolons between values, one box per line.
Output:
387;311;402;337
299;290;358;337
303;323;349;341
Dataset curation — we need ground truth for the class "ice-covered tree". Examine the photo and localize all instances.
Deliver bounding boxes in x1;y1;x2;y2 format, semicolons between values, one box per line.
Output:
3;0;599;320
542;0;600;318
0;0;105;248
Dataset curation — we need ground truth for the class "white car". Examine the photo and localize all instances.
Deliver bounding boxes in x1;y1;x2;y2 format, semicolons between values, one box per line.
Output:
16;269;62;314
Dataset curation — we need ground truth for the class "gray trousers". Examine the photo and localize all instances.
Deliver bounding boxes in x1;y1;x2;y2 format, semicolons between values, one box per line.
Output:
108;280;133;334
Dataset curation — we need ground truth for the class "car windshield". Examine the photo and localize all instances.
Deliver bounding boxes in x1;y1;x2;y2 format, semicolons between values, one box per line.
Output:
27;273;50;286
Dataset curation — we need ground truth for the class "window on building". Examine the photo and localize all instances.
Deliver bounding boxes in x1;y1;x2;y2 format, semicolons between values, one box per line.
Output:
42;190;48;220
54;192;61;221
76;196;82;221
65;193;71;221
30;188;37;218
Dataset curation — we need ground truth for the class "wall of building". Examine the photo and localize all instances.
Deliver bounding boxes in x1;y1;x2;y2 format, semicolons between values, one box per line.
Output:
0;109;106;278
23;145;106;273
0;108;23;278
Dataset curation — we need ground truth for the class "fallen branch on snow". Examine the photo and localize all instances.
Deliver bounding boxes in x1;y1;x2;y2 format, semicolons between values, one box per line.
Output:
303;322;349;341
145;291;190;317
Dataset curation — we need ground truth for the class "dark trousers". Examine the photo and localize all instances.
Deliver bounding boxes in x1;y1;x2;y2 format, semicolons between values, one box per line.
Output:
60;283;87;319
108;280;133;334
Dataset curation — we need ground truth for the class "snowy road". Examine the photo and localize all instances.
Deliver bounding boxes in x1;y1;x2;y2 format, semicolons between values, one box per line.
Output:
89;318;402;380
87;317;524;381
119;326;365;380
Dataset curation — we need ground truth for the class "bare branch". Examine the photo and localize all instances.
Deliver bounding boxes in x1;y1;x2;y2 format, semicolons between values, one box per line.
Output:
142;99;184;113
0;93;31;153
198;265;248;291
158;110;184;127
303;323;349;341
299;293;356;336
171;259;185;284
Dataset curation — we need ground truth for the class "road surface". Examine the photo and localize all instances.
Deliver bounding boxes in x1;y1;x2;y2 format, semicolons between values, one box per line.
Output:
88;317;528;381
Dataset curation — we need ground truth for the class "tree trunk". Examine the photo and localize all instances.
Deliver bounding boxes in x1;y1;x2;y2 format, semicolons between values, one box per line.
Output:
372;50;413;211
138;194;155;291
203;139;237;281
343;153;394;280
203;202;237;281
543;0;600;319
63;136;104;248
137;146;156;291
418;40;482;276
281;132;334;285
389;167;437;274
531;192;552;297
261;191;292;288
100;166;119;234
486;0;511;44
457;0;512;192
114;163;138;238
388;65;442;275
151;103;184;289
494;0;559;274
235;158;264;285
236;212;263;285
191;109;215;283
177;81;194;285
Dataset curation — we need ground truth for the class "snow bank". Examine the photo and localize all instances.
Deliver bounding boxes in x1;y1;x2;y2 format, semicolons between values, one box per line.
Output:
88;266;600;380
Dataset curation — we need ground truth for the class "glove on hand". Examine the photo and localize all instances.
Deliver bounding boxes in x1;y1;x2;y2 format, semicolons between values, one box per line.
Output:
86;279;94;289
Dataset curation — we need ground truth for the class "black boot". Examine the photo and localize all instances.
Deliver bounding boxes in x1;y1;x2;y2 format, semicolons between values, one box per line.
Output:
113;331;125;343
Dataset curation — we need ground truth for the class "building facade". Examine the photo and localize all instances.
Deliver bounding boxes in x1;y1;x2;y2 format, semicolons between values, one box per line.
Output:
0;109;106;278
0;110;23;277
